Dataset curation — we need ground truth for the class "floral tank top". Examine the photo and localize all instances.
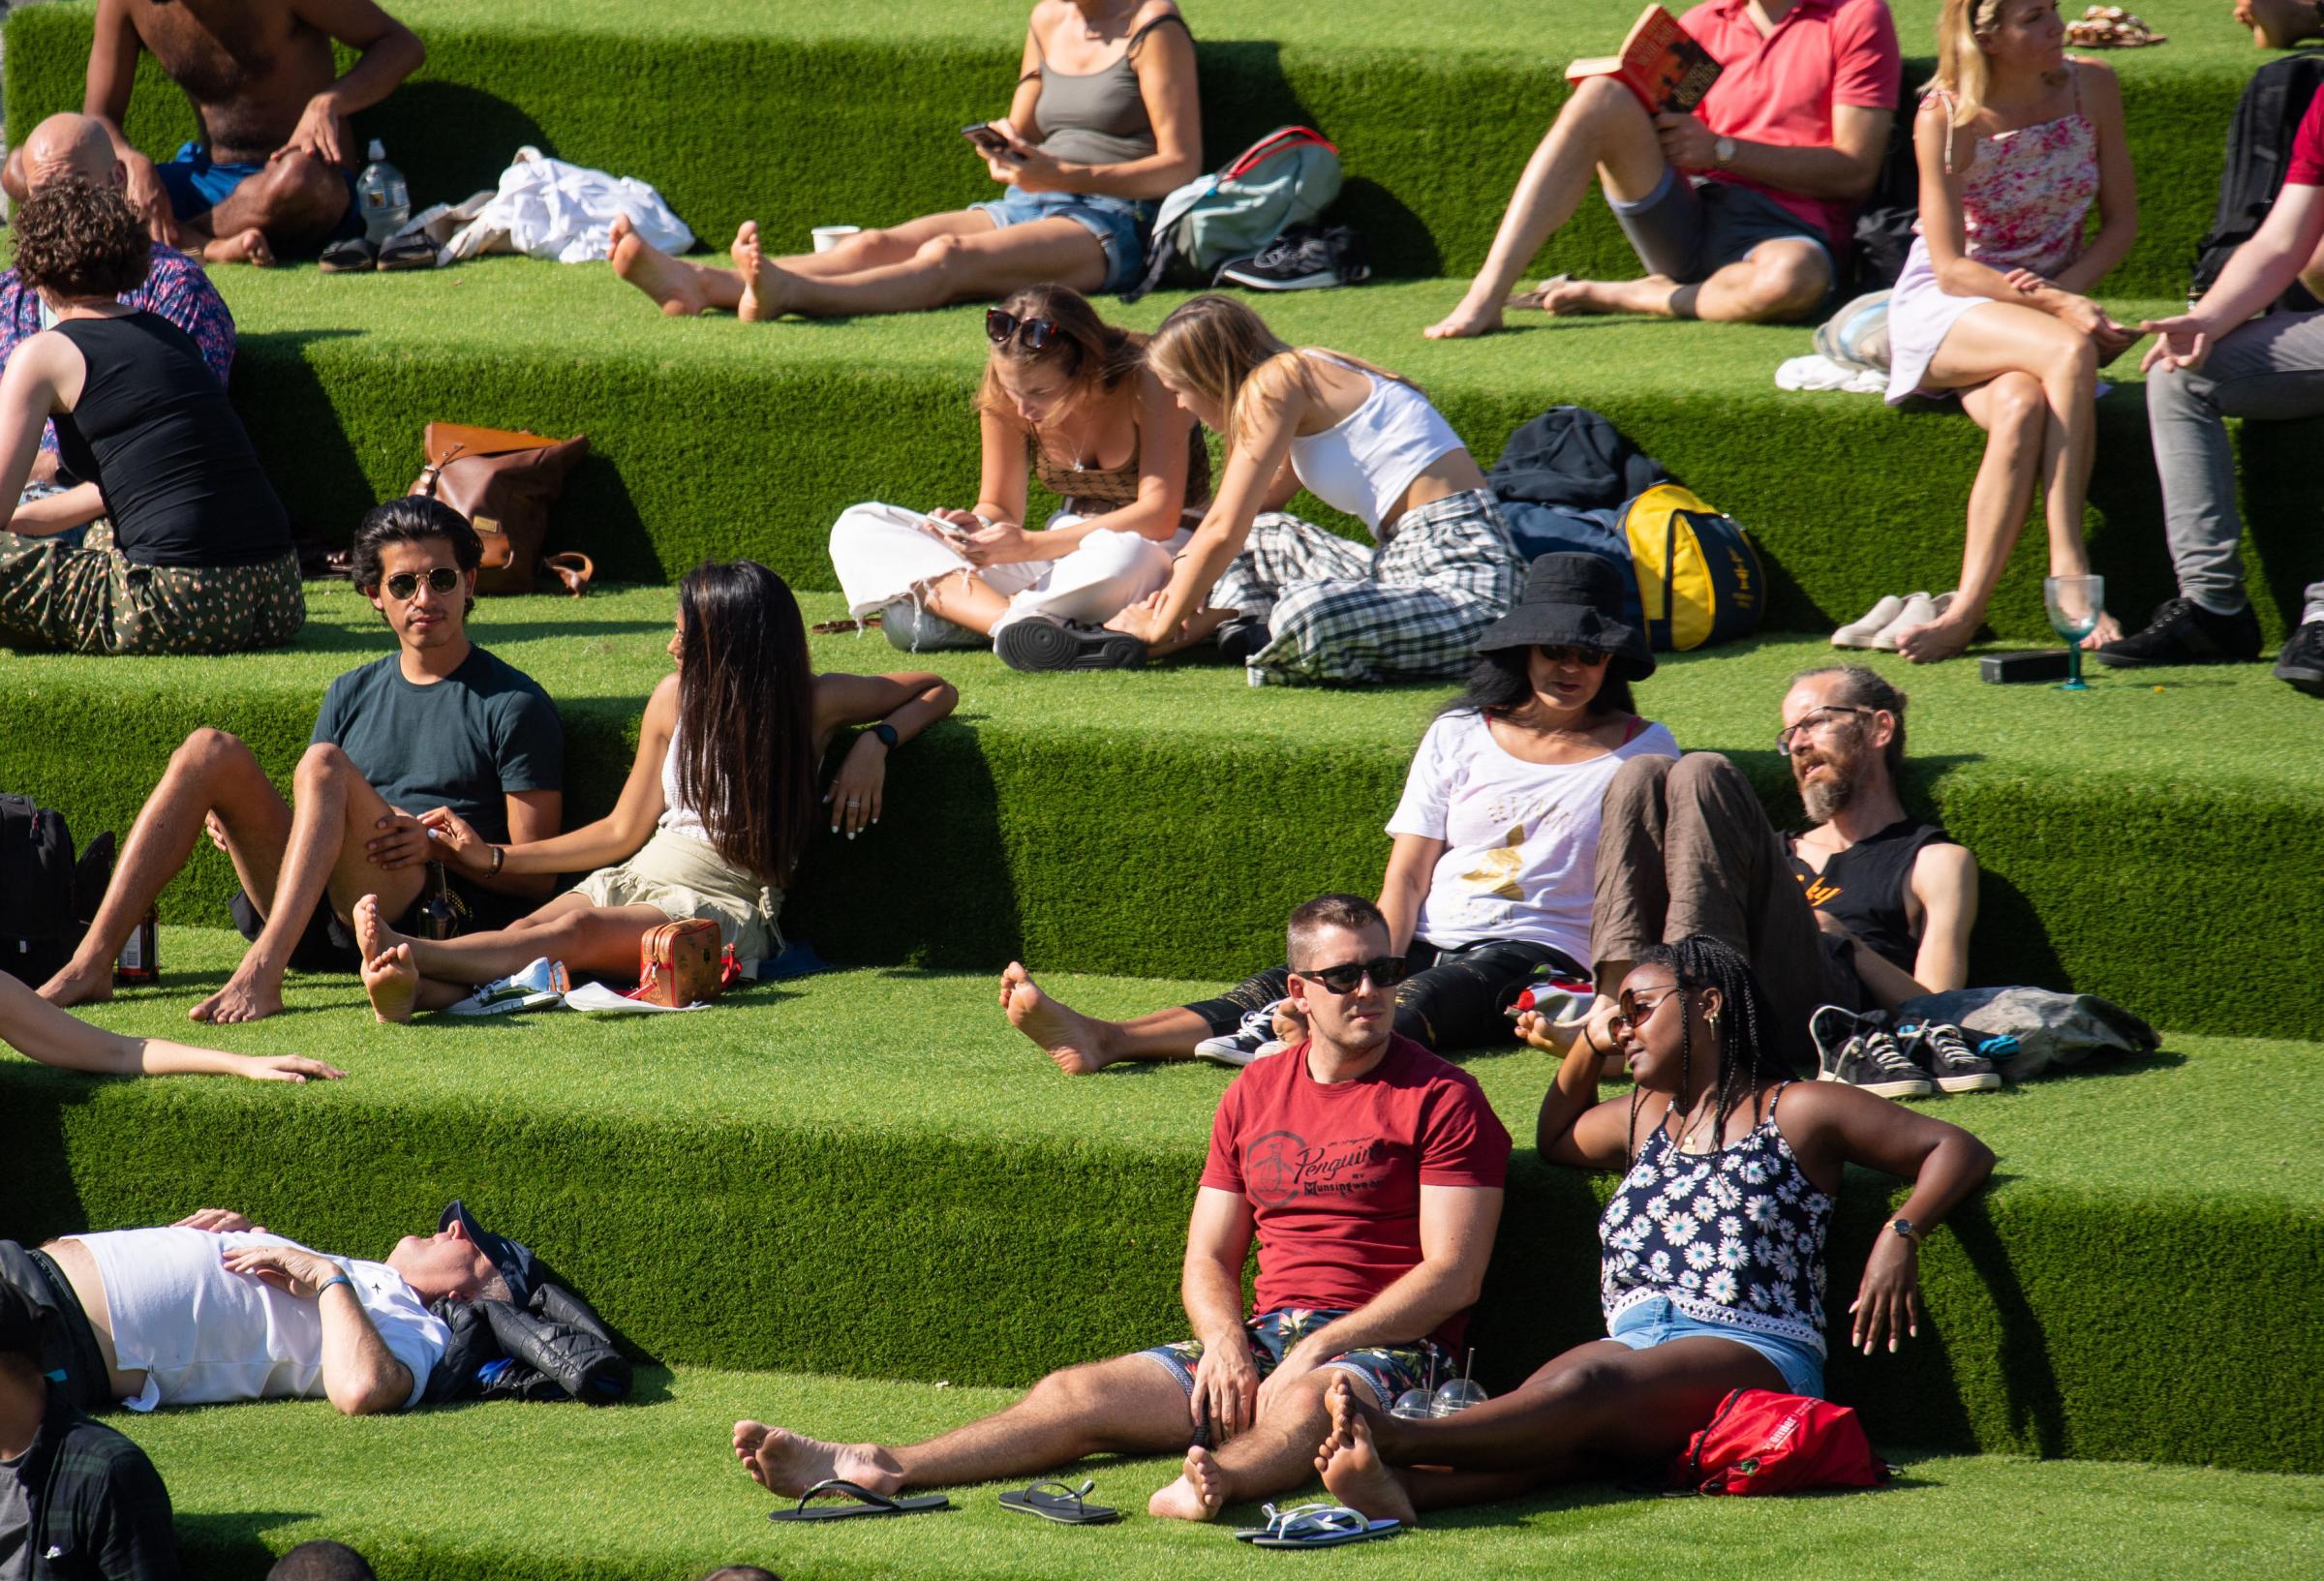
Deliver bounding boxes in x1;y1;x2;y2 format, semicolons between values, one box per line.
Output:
1918;80;2098;281
1598;1082;1835;1356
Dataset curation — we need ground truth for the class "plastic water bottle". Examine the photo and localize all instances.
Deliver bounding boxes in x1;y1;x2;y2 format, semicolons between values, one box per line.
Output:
355;139;410;244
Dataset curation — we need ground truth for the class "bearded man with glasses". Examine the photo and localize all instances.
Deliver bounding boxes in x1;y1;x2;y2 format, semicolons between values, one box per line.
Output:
732;893;1509;1525
42;499;564;1022
1567;664;1979;1082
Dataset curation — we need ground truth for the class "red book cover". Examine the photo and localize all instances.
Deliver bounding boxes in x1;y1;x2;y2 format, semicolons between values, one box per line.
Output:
1567;5;1723;115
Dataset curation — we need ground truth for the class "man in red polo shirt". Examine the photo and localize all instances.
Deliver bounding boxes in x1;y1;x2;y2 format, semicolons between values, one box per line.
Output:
730;894;1511;1522
1426;0;1900;338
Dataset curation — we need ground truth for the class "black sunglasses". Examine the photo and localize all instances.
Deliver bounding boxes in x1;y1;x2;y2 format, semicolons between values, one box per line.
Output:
1536;644;1612;667
986;309;1058;350
381;566;462;601
1300;955;1408;995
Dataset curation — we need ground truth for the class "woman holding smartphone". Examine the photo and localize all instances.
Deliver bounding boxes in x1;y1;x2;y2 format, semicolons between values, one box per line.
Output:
609;1;1199;319
827;283;1208;670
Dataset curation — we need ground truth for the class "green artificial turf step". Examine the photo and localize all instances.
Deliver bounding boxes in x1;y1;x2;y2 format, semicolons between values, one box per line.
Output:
9;934;2322;1475
46;254;2324;645
2;597;2315;1042
116;1363;2324;1579
0;0;2260;299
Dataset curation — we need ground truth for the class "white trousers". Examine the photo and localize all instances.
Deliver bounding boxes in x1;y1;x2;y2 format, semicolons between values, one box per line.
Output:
827;501;1182;628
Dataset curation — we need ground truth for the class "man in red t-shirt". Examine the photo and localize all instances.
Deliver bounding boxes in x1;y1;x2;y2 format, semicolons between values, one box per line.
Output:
1426;0;1900;339
731;895;1511;1521
2096;90;2324;692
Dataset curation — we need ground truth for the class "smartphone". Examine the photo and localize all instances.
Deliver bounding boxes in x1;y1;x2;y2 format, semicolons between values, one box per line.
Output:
962;122;1013;157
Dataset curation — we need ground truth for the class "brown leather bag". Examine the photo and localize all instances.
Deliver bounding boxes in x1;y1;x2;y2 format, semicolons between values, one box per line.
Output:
408;422;594;596
631;919;724;1008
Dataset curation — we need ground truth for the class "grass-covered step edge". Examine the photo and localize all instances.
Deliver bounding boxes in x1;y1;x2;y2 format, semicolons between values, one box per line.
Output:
0;0;2256;298
3;601;2317;1041
95;257;2321;643
9;941;2322;1473
118;1364;2324;1580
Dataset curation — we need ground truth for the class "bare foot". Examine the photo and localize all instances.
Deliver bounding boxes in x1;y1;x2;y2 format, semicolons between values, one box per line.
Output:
731;1420;902;1499
1147;1445;1228;1521
37;958;112;1009
1316;1378;1419;1527
1424;295;1505;340
352;893;413;964
204;228;274;267
611;212;710;317
189;960;285;1025
1542;278;1620;317
999;961;1116;1076
731;221;794;323
360;942;419;1025
1891;613;1979;664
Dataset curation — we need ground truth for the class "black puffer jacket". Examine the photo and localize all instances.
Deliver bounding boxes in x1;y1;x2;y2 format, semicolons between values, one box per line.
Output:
424;1280;632;1406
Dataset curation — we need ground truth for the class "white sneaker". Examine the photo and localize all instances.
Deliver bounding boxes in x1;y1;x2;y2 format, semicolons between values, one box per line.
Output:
446;957;570;1016
1870;591;1935;651
1195;1000;1292;1068
1832;593;1905;649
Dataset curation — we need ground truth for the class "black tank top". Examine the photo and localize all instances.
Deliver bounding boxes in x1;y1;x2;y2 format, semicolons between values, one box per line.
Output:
50;312;290;568
1787;818;1950;974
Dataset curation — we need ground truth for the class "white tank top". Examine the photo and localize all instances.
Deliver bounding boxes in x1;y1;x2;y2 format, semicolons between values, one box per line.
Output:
1287;355;1467;535
658;721;712;844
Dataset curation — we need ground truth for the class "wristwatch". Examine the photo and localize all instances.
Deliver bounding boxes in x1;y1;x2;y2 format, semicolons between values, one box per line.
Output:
871;722;901;750
1714;135;1737;167
1889;1217;1923;1244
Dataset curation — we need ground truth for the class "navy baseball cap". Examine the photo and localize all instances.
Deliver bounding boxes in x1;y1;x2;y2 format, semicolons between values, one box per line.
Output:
440;1200;536;1306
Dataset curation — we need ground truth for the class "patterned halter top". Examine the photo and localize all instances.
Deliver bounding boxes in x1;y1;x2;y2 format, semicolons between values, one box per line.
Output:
1921;75;2099;281
1598;1081;1835;1356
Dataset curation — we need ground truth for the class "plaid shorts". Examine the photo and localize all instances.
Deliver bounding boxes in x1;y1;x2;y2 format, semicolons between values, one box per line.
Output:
1137;1308;1449;1447
1211;488;1521;685
0;521;304;654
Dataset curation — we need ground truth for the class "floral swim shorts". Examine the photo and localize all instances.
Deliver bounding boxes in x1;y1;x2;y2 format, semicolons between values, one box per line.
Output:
1137;1308;1449;1448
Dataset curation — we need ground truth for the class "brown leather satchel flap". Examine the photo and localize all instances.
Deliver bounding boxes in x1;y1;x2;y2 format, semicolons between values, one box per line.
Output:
423;422;575;465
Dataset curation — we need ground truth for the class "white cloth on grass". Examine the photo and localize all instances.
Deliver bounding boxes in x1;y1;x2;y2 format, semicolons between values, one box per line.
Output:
75;1229;446;1411
447;147;692;264
1776;353;1886;395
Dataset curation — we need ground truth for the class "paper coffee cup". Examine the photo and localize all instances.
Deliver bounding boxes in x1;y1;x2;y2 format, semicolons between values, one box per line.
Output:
811;226;861;253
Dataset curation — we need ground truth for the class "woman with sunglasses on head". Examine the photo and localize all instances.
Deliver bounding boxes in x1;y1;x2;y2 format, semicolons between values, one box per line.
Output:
0;177;301;654
609;2;1198;321
997;554;1677;1073
827;283;1208;670
1106;294;1521;685
349;561;958;1021
1305;934;1995;1528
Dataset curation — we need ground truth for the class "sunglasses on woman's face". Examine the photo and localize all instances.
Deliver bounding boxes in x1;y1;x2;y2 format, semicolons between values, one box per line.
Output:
1537;644;1611;668
986;309;1058;350
1300;955;1408;995
1609;985;1685;1036
382;566;462;601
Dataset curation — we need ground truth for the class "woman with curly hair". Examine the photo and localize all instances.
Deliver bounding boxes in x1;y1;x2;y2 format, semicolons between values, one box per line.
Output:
0;176;300;654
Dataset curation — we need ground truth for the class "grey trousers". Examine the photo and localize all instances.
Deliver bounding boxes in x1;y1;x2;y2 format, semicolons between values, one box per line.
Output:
2148;307;2324;624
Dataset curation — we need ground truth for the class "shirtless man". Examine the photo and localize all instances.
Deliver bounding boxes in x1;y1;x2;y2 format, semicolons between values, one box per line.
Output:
4;0;423;263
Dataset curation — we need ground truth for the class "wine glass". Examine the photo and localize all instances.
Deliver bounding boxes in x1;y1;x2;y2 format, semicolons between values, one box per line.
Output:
2043;574;2105;692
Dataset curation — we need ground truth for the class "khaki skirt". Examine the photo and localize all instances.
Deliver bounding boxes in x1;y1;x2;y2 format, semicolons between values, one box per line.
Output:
572;828;783;969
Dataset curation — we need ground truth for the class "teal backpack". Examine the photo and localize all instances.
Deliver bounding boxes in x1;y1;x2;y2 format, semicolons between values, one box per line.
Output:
1123;127;1341;301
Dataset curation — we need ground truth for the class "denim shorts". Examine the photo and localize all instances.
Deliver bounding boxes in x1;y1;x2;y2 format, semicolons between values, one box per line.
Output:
1607;1295;1825;1399
1138;1308;1449;1448
1612;167;1833;297
972;189;1155;294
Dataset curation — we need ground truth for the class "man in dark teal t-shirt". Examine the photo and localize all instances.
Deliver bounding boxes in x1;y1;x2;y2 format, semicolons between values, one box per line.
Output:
39;501;565;1024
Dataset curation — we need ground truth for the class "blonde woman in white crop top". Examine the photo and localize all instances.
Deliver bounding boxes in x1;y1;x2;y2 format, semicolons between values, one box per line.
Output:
1110;294;1524;686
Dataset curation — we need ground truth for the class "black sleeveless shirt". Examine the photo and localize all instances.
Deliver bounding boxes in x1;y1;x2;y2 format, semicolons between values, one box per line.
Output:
50;312;290;568
1787;818;1950;973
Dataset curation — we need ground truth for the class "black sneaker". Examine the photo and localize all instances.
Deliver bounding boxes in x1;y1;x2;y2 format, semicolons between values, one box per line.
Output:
1213;226;1372;292
2275;620;2324;696
1216;617;1271;664
2092;597;2262;668
994;617;1146;673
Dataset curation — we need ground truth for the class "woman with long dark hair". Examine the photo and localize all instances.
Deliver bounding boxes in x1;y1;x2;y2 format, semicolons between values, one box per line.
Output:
826;282;1208;671
995;554;1677;1073
1305;935;1995;1525
351;561;958;1020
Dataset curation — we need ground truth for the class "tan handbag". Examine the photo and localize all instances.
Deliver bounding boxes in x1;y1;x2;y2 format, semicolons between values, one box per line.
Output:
408;422;594;596
631;919;724;1008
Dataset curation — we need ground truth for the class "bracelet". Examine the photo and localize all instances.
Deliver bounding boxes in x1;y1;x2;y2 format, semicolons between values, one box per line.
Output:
1579;1019;1605;1057
488;844;505;877
320;1274;354;1296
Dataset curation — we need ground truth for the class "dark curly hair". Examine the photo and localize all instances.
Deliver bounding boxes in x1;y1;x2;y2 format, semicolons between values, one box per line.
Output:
11;177;149;301
350;496;483;618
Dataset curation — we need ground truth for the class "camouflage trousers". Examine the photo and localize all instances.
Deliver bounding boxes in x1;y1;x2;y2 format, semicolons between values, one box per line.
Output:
0;520;305;655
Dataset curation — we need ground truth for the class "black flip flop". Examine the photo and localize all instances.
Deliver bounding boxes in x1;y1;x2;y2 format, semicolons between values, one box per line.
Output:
766;1477;951;1523
994;618;1147;673
376;231;439;271
318;236;377;274
999;1478;1119;1525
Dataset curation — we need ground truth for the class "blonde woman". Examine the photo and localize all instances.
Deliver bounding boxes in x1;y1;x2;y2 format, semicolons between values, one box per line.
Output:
1107;295;1521;685
826;283;1208;671
1880;0;2136;663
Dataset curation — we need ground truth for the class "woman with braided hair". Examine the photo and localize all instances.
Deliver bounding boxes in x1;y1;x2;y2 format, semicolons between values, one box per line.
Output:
1308;935;1994;1526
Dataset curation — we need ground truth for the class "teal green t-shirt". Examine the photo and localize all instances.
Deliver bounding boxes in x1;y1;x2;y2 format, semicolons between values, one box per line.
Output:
310;645;563;843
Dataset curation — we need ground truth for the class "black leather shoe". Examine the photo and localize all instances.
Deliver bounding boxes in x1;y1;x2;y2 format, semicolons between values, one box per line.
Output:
2092;597;2262;667
2275;620;2324;696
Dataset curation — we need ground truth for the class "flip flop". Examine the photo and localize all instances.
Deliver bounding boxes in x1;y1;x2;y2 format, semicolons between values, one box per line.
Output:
376;230;441;271
1504;273;1570;312
1233;1502;1402;1548
999;1477;1119;1525
318;236;377;274
765;1478;951;1523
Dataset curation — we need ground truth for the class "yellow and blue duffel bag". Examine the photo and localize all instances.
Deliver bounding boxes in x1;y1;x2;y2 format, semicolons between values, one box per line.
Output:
1619;483;1764;652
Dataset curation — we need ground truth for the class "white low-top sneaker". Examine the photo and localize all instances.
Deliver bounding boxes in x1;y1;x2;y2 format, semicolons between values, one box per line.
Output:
1870;591;1937;651
1832;593;1905;648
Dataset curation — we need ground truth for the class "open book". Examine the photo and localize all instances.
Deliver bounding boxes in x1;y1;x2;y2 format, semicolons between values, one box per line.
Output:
1567;5;1722;115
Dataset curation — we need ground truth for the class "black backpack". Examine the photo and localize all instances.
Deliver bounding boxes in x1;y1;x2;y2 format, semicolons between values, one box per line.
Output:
1847;76;1925;293
0;796;111;987
2191;50;2324;309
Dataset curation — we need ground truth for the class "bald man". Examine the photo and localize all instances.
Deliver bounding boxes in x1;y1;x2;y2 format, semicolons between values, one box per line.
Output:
2;0;422;261
0;114;235;538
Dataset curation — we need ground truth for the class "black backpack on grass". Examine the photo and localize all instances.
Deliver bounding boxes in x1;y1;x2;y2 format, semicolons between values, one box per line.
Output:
2191;50;2324;310
0;795;112;987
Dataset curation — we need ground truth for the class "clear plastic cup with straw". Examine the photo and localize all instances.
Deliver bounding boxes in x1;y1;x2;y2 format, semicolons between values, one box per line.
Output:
1430;1349;1488;1415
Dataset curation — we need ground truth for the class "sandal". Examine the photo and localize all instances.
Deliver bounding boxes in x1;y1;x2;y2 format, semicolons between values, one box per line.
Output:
999;1477;1119;1525
765;1477;951;1523
1505;273;1570;312
1232;1502;1401;1548
377;230;441;271
318;236;377;274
